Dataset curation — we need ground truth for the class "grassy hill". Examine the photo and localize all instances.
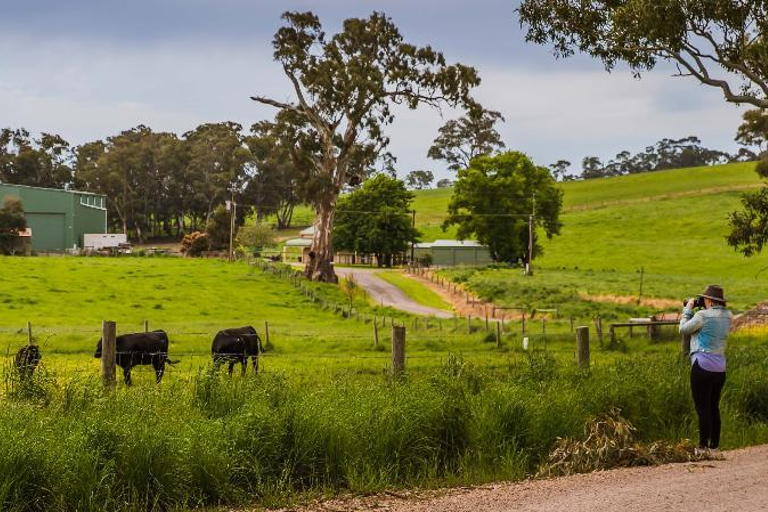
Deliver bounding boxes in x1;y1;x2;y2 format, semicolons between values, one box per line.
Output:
411;162;768;311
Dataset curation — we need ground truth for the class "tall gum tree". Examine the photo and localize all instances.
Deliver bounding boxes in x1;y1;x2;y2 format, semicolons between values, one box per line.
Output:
252;11;480;282
518;1;768;108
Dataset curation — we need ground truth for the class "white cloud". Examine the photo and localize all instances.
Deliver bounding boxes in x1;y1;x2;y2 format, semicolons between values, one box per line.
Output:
0;34;748;183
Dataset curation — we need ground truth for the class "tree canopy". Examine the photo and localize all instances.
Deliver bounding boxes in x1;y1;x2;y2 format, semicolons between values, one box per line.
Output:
405;169;434;190
0;196;27;255
333;174;420;268
428;104;505;172
251;10;480;281
0;128;73;188
519;1;768;108
443;151;563;266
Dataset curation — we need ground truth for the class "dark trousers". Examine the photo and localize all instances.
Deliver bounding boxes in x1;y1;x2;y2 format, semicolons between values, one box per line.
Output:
690;361;726;448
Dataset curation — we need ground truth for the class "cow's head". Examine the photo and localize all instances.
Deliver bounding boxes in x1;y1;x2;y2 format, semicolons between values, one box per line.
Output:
94;338;102;358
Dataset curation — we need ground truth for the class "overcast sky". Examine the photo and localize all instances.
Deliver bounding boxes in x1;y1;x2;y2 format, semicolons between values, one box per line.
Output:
0;0;748;181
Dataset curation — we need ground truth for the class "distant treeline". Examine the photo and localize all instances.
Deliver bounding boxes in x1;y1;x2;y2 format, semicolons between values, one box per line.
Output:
550;135;761;182
0;122;308;242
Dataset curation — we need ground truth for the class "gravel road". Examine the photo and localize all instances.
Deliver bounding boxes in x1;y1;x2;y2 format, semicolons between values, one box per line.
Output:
269;444;768;512
334;267;453;318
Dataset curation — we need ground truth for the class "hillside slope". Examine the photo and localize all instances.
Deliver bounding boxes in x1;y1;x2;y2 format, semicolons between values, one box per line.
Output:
412;162;767;310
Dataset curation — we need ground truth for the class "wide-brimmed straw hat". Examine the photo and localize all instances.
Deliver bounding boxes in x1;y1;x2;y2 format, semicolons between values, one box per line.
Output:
699;284;726;304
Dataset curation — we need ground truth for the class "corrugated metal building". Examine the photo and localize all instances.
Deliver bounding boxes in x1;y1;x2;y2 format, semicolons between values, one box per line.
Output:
0;183;107;252
416;239;495;267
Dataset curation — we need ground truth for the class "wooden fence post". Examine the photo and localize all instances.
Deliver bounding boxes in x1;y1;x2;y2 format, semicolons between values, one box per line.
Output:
576;326;590;370
596;315;604;346
570;316;574;332
101;320;117;389
391;325;406;375
144;320;149;332
467;314;472;333
681;334;691;360
496;321;502;349
373;321;379;349
521;311;527;336
264;321;271;349
485;311;489;332
27;321;33;346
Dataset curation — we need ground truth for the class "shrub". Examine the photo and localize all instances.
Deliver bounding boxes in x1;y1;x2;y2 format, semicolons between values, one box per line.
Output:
180;231;209;257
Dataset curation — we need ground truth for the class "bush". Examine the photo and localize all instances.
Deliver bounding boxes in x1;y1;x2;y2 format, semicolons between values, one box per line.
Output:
180;231;209;257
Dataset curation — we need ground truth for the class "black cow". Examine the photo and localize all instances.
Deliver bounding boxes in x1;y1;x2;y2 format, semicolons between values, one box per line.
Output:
94;330;176;385
211;325;263;376
14;344;41;380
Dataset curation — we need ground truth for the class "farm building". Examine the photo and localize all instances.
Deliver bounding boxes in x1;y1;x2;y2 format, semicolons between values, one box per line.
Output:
416;240;494;267
0;183;108;252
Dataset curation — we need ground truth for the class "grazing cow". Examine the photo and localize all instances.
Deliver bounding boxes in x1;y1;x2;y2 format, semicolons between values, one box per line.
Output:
211;325;263;376
14;344;41;380
94;330;176;385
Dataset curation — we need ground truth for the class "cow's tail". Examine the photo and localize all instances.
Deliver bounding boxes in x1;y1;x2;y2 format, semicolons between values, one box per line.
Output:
165;357;181;365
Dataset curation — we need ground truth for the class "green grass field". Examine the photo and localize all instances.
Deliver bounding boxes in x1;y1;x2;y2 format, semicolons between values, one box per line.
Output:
410;162;768;312
3;161;768;511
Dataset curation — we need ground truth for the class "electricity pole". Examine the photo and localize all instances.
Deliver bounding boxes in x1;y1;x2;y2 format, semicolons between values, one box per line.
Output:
228;190;236;262
410;210;416;265
526;194;535;276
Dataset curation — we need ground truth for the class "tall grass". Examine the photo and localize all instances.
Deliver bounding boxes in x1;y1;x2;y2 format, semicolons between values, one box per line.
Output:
2;342;768;512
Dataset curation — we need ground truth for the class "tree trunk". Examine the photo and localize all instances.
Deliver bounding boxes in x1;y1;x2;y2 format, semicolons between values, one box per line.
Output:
305;196;338;283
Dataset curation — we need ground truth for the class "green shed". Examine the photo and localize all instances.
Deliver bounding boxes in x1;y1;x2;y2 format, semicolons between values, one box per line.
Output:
424;239;495;267
0;183;108;252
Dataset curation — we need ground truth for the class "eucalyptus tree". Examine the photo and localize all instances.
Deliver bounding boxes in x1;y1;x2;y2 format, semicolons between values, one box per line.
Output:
519;1;768;108
0;128;73;188
183;122;249;226
428;104;506;172
251;11;480;282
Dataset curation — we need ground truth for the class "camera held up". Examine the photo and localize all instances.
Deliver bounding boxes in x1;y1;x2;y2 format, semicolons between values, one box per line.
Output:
682;296;706;309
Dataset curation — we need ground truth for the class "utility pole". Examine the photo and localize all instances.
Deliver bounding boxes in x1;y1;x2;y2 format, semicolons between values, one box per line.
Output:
410;210;416;265
228;190;236;262
526;194;535;276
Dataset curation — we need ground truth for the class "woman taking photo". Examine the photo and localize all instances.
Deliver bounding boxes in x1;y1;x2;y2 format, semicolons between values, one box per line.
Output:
680;285;731;453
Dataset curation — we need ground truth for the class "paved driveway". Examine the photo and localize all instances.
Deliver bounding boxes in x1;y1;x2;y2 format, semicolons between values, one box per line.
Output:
335;267;453;319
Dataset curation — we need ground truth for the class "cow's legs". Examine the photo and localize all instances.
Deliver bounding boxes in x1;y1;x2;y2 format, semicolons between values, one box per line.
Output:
154;362;165;384
227;360;236;376
241;358;247;376
252;355;259;374
123;367;132;385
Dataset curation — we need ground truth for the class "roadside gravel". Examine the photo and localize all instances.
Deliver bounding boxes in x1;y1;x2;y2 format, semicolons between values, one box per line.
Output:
266;444;768;512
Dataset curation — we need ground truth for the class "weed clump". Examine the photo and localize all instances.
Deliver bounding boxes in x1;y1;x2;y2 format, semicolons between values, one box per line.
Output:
537;408;708;478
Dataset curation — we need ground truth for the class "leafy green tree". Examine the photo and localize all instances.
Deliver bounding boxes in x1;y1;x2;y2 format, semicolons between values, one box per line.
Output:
736;109;768;156
436;178;453;188
443;151;562;265
0;196;27;255
581;156;606;179
548;160;571;181
519;1;768;108
205;204;234;251
251;10;480;282
184;122;249;226
728;188;768;257
334;174;420;268
428;104;505;172
236;223;277;255
0;128;73;188
405;170;434;190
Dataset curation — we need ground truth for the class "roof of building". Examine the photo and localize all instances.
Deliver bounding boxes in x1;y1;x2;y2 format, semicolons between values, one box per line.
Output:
0;182;106;197
299;226;315;238
430;239;485;248
284;238;313;247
